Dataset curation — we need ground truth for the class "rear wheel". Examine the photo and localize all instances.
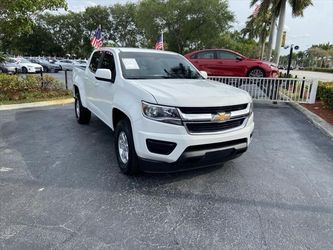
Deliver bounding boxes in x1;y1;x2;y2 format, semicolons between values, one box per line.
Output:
248;68;265;77
22;67;28;74
75;91;91;124
115;119;140;175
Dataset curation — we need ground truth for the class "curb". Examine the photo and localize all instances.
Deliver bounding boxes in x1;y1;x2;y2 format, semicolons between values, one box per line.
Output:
289;102;333;139
0;98;74;111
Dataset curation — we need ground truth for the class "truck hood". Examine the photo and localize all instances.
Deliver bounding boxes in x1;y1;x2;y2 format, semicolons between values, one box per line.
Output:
129;79;251;107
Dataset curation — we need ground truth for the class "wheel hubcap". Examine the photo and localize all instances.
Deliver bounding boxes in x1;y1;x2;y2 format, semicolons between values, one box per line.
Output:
249;69;264;77
118;131;129;164
75;99;80;118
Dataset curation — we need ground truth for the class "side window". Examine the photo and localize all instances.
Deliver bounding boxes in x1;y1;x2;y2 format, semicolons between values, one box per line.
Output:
89;51;102;73
216;50;239;60
100;51;116;82
196;51;215;59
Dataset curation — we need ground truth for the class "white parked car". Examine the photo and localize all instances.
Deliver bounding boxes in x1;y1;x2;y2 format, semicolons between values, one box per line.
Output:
56;59;74;70
73;59;87;68
73;48;254;175
13;58;43;73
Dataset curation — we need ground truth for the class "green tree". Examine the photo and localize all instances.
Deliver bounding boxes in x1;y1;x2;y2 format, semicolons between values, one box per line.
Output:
218;32;259;58
109;3;146;47
250;0;279;60
0;0;67;33
136;0;234;53
241;10;271;59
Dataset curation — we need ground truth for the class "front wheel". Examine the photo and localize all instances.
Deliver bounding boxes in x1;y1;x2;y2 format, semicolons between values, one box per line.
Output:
115;119;140;175
22;67;28;74
75;92;91;124
248;68;265;77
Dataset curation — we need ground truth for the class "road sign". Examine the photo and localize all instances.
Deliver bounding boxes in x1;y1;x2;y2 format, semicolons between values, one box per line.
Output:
281;31;287;47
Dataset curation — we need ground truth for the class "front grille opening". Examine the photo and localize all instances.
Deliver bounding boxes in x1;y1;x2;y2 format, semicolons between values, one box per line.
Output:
185;138;247;152
185;118;245;133
146;139;177;155
179;103;248;114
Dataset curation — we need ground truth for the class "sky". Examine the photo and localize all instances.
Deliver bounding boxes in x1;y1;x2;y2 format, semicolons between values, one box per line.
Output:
65;0;333;54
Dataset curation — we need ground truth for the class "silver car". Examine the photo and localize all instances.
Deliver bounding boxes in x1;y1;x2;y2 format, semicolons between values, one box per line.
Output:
0;59;18;74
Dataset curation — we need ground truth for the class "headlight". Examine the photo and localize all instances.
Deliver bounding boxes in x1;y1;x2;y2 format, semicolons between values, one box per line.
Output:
142;101;182;125
249;101;253;115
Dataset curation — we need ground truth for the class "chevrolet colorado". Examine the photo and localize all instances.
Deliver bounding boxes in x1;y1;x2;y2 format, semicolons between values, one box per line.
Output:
73;48;254;175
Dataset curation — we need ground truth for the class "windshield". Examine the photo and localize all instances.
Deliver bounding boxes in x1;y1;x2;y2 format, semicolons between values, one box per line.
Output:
7;59;16;63
119;51;202;80
17;58;31;63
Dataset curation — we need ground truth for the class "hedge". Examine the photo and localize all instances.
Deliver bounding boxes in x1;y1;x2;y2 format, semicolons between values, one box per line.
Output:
304;67;333;74
317;81;333;109
0;74;71;103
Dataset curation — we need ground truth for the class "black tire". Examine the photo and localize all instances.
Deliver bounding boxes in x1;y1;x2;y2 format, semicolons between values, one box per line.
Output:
44;67;49;73
115;119;140;175
75;91;91;124
248;68;265;78
22;67;28;74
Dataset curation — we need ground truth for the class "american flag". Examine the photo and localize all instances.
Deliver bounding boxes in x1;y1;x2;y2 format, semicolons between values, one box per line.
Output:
154;33;164;50
253;4;260;18
91;26;103;48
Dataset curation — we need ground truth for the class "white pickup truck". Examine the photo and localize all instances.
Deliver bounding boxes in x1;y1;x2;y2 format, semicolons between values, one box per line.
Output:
73;48;254;175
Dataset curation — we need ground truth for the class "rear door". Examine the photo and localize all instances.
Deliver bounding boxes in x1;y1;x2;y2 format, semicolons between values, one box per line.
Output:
189;51;219;76
215;50;245;76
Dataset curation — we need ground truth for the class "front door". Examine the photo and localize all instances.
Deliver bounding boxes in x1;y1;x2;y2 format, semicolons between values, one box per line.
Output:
215;50;245;76
85;51;103;116
93;51;117;125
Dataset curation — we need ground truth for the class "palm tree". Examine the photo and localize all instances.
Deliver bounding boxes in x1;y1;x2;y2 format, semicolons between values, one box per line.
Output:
250;0;278;61
241;11;271;59
251;0;313;63
274;0;313;64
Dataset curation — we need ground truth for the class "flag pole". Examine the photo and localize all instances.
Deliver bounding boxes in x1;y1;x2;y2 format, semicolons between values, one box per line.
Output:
161;31;164;50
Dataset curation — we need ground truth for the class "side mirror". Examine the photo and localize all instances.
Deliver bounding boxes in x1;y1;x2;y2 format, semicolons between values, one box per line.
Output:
95;68;112;82
200;71;208;79
236;56;243;61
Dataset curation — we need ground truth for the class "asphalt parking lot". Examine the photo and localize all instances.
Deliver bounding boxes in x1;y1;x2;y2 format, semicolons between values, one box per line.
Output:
0;103;332;249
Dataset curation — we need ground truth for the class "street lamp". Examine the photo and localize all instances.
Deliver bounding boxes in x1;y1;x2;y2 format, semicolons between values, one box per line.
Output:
285;44;299;77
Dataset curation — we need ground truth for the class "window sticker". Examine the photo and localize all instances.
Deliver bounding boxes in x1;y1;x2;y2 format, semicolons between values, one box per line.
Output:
122;58;140;69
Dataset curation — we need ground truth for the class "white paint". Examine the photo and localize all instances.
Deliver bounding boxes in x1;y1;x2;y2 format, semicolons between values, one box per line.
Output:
0;167;13;172
122;58;140;69
38;188;45;192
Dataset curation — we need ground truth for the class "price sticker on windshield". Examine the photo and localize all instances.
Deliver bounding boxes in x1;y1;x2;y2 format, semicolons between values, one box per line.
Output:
122;58;140;70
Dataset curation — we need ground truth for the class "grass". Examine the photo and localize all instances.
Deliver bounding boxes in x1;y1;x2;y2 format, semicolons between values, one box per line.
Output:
0;93;72;105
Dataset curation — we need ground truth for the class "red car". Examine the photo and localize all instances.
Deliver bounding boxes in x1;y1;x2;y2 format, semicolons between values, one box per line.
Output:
184;49;279;77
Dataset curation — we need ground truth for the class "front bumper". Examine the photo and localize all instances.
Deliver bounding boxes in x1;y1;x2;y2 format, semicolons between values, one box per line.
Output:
139;138;249;173
27;67;43;73
132;113;254;171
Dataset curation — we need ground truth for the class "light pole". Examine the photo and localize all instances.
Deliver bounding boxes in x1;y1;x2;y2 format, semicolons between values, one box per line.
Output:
285;44;299;77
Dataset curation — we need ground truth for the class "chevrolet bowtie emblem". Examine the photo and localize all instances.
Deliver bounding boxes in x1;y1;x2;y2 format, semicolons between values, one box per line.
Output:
212;112;231;122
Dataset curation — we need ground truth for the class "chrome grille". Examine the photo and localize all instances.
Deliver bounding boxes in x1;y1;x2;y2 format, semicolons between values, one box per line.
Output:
178;103;250;134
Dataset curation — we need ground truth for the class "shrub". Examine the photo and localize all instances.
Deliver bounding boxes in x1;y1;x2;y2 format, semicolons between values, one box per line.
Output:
317;81;333;109
0;74;70;103
304;67;333;74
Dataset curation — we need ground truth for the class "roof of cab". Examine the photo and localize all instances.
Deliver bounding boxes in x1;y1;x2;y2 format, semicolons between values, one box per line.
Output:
100;47;178;55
